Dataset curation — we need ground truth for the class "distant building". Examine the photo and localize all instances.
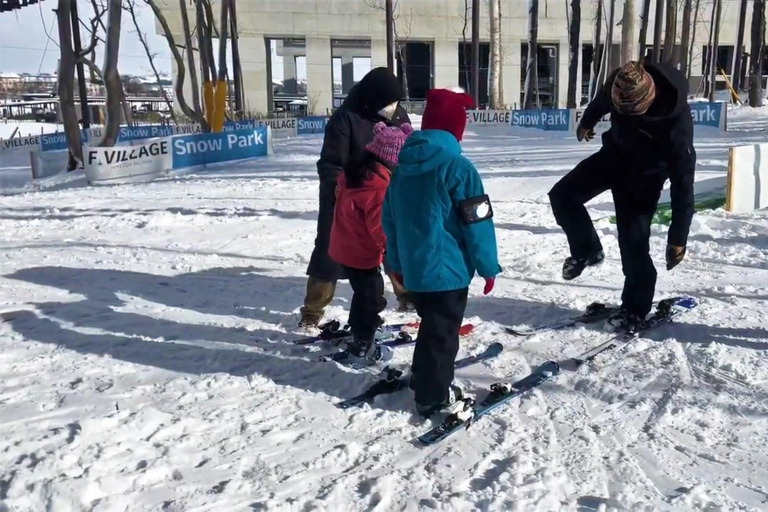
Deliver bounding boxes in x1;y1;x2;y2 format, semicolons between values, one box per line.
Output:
155;0;762;116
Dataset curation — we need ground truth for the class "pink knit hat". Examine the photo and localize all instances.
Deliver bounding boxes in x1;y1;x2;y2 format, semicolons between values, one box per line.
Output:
365;122;413;165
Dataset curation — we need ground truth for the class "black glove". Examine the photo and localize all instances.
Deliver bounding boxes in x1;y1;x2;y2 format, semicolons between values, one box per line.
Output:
666;244;686;270
576;125;595;142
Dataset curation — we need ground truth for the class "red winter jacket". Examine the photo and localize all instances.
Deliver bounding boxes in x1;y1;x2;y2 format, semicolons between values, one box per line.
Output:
329;163;391;270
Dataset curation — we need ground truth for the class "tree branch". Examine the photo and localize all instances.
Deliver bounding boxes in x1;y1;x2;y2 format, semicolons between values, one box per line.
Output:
142;0;208;129
124;0;177;123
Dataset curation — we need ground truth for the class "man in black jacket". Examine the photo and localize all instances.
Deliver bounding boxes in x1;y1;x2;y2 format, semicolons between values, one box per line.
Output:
300;67;412;329
548;60;696;330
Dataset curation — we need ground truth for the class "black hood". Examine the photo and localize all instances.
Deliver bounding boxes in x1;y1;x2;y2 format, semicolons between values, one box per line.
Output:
643;62;689;120
342;67;403;117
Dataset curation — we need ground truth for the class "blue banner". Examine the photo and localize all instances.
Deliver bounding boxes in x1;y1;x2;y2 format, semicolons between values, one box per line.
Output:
41;130;88;152
511;109;571;131
223;120;256;132
297;116;329;135
689;102;725;129
171;127;269;169
118;125;173;141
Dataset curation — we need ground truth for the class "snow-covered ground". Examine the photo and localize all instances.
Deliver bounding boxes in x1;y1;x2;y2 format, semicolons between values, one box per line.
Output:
1;108;768;511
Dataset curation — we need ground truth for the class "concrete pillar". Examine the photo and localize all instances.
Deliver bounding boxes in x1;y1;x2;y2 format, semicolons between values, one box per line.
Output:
306;37;333;115
341;54;355;94
283;53;298;94
502;40;522;109
371;39;388;71
239;36;269;116
433;39;459;89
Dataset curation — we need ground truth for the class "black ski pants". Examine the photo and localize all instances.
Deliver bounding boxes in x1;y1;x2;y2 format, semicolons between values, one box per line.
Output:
549;147;666;317
410;288;469;407
343;266;387;342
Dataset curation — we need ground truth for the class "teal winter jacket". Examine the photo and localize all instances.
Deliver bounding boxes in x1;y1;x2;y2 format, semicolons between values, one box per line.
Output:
381;129;500;293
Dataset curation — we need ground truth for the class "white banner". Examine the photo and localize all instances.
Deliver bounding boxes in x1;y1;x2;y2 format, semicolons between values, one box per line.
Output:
0;134;42;154
84;138;171;185
727;143;768;213
466;110;512;126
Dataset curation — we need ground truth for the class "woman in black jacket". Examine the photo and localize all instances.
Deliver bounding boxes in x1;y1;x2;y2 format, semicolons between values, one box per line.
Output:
299;67;412;329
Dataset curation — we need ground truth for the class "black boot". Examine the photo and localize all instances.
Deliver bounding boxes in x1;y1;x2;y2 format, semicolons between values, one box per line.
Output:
562;250;605;280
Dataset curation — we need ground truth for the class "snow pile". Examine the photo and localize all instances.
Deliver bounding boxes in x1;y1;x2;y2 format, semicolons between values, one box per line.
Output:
0;113;767;510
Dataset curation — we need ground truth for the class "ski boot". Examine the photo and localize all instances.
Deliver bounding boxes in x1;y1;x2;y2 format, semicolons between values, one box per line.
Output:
604;309;645;333
345;338;394;367
415;384;467;419
562;250;605;280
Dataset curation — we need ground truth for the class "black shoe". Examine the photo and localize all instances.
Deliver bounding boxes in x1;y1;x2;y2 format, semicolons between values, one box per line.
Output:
604;310;645;333
415;385;465;418
562;250;605;280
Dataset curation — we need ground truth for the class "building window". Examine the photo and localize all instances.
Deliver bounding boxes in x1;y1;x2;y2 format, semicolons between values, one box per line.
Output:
397;41;433;101
457;42;490;107
266;38;307;114
331;39;371;106
521;43;560;108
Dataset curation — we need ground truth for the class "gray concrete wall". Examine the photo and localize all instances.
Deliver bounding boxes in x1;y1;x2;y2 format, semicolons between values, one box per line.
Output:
158;0;756;114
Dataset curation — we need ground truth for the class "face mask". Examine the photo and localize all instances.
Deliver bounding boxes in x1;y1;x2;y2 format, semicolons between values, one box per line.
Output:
377;102;398;120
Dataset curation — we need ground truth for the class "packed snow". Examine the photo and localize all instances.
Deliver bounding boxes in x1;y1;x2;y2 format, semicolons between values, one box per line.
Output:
1;109;768;511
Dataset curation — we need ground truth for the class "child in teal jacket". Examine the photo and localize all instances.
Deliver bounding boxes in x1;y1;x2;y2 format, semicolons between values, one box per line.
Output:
381;88;500;418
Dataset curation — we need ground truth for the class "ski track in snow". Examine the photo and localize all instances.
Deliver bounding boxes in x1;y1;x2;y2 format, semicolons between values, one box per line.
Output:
2;110;768;511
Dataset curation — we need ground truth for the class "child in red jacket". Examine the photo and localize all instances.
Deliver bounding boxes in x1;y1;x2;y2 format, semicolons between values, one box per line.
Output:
329;121;413;363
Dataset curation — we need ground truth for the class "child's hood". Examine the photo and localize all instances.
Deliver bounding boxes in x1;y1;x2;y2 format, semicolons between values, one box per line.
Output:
396;130;461;176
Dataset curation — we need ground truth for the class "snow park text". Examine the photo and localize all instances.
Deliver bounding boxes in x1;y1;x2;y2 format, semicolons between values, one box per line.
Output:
171;127;270;169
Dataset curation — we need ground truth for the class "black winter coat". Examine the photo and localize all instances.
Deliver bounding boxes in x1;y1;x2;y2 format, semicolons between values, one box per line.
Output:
307;68;411;281
579;62;696;247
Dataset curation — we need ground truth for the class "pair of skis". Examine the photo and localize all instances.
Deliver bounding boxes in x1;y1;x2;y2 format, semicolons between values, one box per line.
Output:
415;296;699;446
336;342;504;409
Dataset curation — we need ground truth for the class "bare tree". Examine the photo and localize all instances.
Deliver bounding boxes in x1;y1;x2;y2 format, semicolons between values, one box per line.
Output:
621;0;636;65
638;0;650;60
749;0;765;106
524;0;539;108
210;0;230;129
652;0;664;62
143;0;208;129
55;0;83;165
489;0;502;107
662;0;678;65
124;0;176;123
98;0;124;146
687;0;701;79
589;0;604;98
178;0;202;117
567;0;581;107
458;0;471;92
732;0;749;92
605;0;616;75
365;0;413;107
679;0;693;75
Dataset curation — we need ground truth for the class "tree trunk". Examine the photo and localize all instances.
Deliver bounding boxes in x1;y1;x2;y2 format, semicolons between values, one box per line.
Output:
749;0;765;106
55;0;83;166
590;0;604;98
179;0;203;119
471;0;480;106
688;0;700;80
210;0;229;131
703;0;716;96
99;0;124;147
489;0;502;108
143;0;207;128
709;0;722;102
567;0;581;108
662;0;678;65
733;0;749;91
606;0;616;74
652;0;664;63
195;0;214;124
621;0;636;65
524;0;539;109
638;0;650;61
230;0;244;116
679;0;693;76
